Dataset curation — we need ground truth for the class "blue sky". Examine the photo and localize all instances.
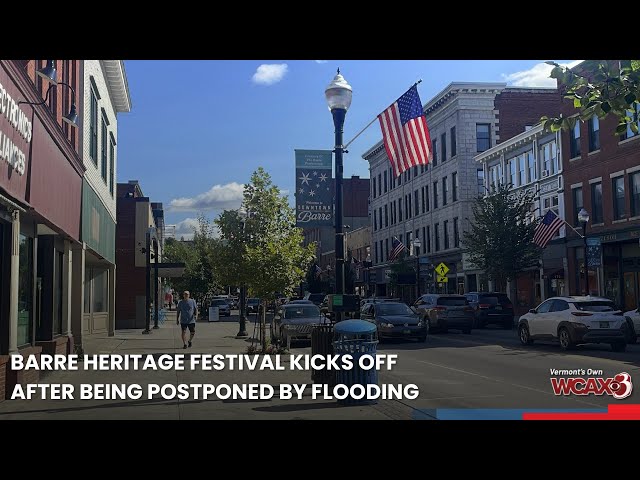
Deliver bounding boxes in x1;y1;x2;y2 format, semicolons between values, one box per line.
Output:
117;60;576;239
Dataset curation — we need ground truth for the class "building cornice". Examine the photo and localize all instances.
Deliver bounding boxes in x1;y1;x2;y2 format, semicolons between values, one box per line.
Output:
101;60;132;113
474;123;547;163
2;60;85;177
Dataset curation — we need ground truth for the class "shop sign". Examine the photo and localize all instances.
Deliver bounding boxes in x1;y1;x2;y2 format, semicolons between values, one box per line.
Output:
0;81;31;176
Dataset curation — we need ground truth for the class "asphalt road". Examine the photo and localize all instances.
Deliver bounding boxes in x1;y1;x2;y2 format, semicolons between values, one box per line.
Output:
294;324;640;412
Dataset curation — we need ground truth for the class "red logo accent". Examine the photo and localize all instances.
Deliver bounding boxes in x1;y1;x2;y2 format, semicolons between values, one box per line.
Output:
550;372;632;399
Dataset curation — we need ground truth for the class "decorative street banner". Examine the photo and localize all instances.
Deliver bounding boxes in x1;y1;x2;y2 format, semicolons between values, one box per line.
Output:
295;149;333;227
586;237;602;267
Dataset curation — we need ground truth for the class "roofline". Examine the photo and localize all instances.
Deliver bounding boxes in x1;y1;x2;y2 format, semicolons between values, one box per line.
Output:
474;123;546;162
101;60;132;113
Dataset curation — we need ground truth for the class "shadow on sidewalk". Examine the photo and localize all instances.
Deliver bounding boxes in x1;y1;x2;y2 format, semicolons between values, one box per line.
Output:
252;401;342;413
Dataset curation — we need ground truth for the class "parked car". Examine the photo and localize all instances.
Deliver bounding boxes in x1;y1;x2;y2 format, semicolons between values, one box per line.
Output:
271;304;329;346
247;298;261;314
304;292;326;306
623;305;639;344
518;296;627;351
413;294;474;334
464;292;514;329
210;298;231;317
360;301;427;342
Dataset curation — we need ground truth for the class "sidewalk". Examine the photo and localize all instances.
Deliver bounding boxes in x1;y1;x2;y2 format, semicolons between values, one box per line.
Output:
0;317;416;420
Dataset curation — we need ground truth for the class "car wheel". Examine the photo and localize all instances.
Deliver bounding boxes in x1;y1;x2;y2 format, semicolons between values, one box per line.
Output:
611;343;626;352
558;327;573;350
519;324;533;345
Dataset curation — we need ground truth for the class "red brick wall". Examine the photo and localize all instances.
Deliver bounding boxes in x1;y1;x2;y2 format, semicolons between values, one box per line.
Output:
495;88;563;143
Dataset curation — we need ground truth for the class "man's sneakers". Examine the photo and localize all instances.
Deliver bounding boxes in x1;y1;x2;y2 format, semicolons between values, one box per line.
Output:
183;344;187;349
188;341;193;348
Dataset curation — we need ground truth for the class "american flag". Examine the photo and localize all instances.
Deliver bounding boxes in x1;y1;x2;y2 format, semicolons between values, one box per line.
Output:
533;210;564;248
315;264;322;277
389;236;406;261
378;85;432;178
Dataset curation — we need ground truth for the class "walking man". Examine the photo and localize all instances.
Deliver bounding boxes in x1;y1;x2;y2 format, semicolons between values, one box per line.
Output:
176;290;198;349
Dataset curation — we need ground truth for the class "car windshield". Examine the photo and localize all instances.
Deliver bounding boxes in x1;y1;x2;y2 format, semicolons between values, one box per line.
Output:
283;306;320;319
376;303;414;316
211;300;227;306
573;301;618;312
437;297;468;306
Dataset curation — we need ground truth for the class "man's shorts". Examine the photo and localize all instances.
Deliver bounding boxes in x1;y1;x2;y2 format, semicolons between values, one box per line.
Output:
180;323;195;333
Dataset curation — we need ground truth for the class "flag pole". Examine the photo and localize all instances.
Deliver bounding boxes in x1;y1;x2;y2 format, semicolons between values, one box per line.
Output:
343;80;423;150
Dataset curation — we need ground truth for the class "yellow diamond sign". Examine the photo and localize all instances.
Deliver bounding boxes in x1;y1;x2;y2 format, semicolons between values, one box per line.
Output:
435;262;449;277
437;275;448;283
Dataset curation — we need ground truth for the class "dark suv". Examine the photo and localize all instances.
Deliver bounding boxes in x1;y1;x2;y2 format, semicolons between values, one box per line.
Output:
465;292;514;329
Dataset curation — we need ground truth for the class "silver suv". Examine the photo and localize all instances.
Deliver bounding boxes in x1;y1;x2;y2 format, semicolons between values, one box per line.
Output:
413;294;474;334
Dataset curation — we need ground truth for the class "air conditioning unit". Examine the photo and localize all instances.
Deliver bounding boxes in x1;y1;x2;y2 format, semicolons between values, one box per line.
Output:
542;170;550;178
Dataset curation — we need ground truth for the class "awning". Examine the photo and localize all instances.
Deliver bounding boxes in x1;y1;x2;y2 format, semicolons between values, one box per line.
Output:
155;262;186;278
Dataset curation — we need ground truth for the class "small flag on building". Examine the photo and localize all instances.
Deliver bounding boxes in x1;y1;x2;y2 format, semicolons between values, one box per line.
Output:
315;264;322;277
533;210;564;249
378;84;432;178
389;236;407;261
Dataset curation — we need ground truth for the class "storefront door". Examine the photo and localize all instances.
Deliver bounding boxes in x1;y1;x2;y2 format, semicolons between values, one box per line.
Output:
623;272;638;311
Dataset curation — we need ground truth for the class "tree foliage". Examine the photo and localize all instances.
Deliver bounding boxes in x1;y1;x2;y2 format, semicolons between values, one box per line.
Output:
463;184;542;290
541;60;640;136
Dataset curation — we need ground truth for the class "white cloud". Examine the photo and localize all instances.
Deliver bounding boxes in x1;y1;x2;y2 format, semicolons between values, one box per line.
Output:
169;182;244;211
173;218;199;240
315;60;328;64
252;64;288;85
503;60;583;87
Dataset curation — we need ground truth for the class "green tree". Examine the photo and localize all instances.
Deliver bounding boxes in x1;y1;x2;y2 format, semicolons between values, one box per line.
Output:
541;60;640;136
463;184;541;297
388;254;415;302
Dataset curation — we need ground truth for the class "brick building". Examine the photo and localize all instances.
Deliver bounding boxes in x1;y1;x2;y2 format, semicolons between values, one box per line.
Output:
560;64;640;310
115;181;166;329
363;82;562;299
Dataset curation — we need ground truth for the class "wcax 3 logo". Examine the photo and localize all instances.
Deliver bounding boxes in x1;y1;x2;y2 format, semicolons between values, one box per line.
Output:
550;370;633;399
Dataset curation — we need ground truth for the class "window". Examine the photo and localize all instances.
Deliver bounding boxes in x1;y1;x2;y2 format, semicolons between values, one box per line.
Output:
434;223;440;251
408;194;413;219
426;226;431;253
631;172;640;217
452;172;458;201
372;177;377;199
453;217;459;248
591;182;603;224
375;242;379;264
379;208;383;230
442;176;448;206
621;104;640;140
393;200;397;224
383;170;388;193
489;164;500;191
414;190;419;216
109;137;115;196
392;170;396;189
92;269;109;313
612;176;626;220
413;166;418;177
569;122;581;158
550;300;570;312
425;185;430;211
422;226;426;253
526;151;536;183
421;186;426;213
536;300;553;313
380;240;385;261
385;238;389;259
397;172;402;185
374;211;377;230
420;165;425;174
573;186;583;227
399;198;403;221
378;173;382;196
541;140;558;174
404;196;408;219
384;204;388;227
443;220;449;249
450;126;456;157
441;133;447;162
432;138;438;166
477;169;484;197
433;181;438;209
509;157;517;187
518;154;526;186
588;117;600;152
415;229;420;255
476;124;491;152
17;234;33;346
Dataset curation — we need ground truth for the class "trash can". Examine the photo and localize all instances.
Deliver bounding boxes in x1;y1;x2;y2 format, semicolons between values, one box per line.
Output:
333;319;378;405
311;324;335;386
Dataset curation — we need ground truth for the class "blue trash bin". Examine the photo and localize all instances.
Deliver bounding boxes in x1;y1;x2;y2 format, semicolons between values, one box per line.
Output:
333;319;379;405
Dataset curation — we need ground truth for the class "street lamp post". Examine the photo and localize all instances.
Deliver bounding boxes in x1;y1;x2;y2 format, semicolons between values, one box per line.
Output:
578;208;590;295
325;69;352;323
412;238;422;300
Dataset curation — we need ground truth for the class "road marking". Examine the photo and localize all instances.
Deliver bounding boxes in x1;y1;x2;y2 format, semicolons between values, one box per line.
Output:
414;359;603;407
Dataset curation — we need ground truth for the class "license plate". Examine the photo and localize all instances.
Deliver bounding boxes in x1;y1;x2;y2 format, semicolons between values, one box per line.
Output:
600;322;609;328
403;329;411;335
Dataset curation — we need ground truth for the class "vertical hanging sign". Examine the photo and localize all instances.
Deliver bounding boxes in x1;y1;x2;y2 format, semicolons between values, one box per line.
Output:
294;149;333;227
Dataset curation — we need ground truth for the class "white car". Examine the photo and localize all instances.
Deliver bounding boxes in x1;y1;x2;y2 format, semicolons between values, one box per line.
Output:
623;306;640;344
517;296;627;352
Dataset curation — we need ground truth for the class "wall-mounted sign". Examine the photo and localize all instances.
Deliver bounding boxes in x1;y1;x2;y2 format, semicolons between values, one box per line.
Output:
295;149;333;227
586;237;602;267
0;81;31;176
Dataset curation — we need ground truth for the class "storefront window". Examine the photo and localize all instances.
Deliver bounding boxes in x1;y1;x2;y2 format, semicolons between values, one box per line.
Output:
55;251;63;335
17;234;33;347
93;269;108;313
